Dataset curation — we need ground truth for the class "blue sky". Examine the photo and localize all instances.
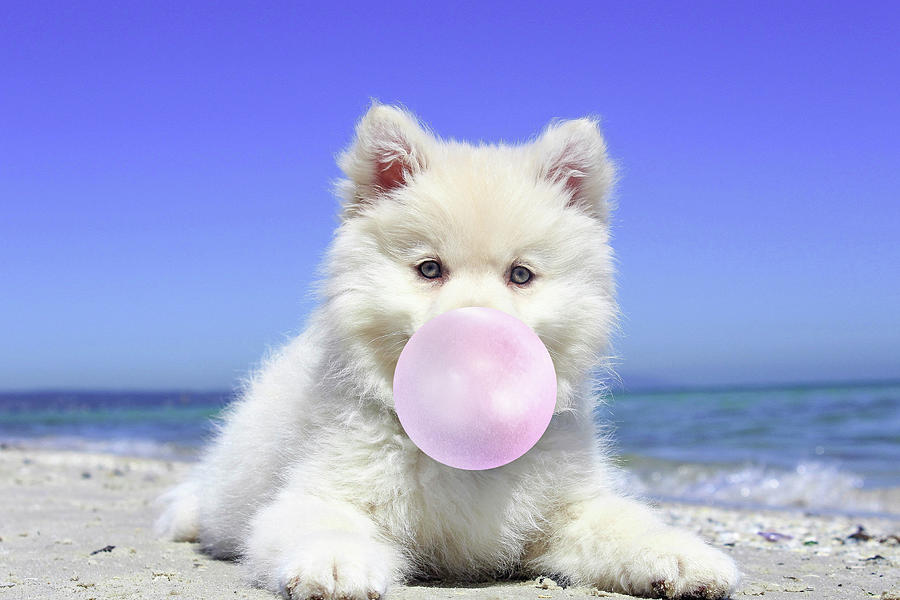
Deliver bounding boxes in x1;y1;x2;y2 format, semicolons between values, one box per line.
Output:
2;1;898;390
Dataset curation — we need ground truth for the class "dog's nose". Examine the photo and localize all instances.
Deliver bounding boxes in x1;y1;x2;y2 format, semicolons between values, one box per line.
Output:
432;274;516;319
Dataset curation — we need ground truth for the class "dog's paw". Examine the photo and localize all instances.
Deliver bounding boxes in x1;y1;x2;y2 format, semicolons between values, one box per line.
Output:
617;530;739;599
277;533;394;600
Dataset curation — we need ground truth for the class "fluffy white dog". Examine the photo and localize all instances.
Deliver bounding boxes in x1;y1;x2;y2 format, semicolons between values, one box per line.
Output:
156;104;739;600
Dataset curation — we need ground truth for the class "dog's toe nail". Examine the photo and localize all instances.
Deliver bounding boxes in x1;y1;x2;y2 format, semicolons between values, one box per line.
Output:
650;579;674;598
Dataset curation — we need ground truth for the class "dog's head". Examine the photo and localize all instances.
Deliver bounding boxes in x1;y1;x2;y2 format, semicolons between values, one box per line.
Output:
321;103;617;413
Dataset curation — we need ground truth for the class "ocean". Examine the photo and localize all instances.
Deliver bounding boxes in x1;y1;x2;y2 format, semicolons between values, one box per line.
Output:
1;382;898;517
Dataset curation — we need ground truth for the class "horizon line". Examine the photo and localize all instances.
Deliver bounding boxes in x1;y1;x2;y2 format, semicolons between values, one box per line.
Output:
1;377;898;397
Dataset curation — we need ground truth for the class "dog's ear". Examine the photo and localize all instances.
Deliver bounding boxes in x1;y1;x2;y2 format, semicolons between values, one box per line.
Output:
536;118;615;221
338;103;432;218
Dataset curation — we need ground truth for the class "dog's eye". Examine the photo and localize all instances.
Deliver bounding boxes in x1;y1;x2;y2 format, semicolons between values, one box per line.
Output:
418;260;442;279
510;266;533;285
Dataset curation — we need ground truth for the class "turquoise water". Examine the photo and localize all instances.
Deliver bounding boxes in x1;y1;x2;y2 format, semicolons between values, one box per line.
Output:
1;383;898;515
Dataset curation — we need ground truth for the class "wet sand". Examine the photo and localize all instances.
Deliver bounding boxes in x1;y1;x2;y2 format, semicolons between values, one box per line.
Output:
1;448;897;600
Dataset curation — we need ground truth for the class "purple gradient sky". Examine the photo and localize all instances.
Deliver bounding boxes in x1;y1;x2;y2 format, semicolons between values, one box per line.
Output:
2;2;898;390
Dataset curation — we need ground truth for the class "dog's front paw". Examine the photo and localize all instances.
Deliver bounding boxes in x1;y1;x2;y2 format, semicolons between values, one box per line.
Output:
618;530;739;599
277;532;394;600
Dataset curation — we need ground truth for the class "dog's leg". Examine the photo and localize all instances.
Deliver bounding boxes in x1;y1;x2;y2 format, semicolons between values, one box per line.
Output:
244;489;405;600
525;493;739;599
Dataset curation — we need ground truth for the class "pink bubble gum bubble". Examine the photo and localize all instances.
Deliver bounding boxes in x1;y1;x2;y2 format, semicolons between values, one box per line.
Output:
393;307;557;470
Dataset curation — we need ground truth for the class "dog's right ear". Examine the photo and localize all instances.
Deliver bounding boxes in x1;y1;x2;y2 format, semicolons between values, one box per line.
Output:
535;118;615;222
337;103;432;219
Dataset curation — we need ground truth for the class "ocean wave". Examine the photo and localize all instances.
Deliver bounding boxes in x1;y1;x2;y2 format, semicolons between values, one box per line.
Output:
622;457;900;517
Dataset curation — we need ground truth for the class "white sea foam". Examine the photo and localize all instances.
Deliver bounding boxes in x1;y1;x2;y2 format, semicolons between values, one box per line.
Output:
624;458;900;517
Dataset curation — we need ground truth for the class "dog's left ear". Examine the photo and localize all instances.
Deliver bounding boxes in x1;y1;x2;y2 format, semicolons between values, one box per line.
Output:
338;102;432;219
536;118;615;221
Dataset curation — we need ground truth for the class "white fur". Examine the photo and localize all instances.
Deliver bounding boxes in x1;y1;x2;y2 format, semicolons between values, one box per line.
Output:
156;103;739;599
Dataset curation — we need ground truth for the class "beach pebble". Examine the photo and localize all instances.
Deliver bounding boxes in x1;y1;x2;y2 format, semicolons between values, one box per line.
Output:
848;526;873;542
719;531;739;545
758;531;793;542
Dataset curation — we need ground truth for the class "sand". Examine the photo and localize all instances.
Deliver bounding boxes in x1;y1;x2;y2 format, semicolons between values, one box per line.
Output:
0;448;897;600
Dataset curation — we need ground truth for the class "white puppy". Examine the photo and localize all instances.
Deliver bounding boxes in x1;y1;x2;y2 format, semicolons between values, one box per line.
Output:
157;104;739;600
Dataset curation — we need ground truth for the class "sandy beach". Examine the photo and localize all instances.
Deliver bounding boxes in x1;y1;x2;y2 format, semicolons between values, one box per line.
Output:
1;448;897;600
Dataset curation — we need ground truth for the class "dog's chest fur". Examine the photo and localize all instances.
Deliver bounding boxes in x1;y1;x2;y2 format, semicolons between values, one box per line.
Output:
311;405;556;575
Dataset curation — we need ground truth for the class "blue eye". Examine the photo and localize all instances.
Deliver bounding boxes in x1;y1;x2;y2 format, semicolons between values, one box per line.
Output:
418;260;442;279
510;266;533;285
